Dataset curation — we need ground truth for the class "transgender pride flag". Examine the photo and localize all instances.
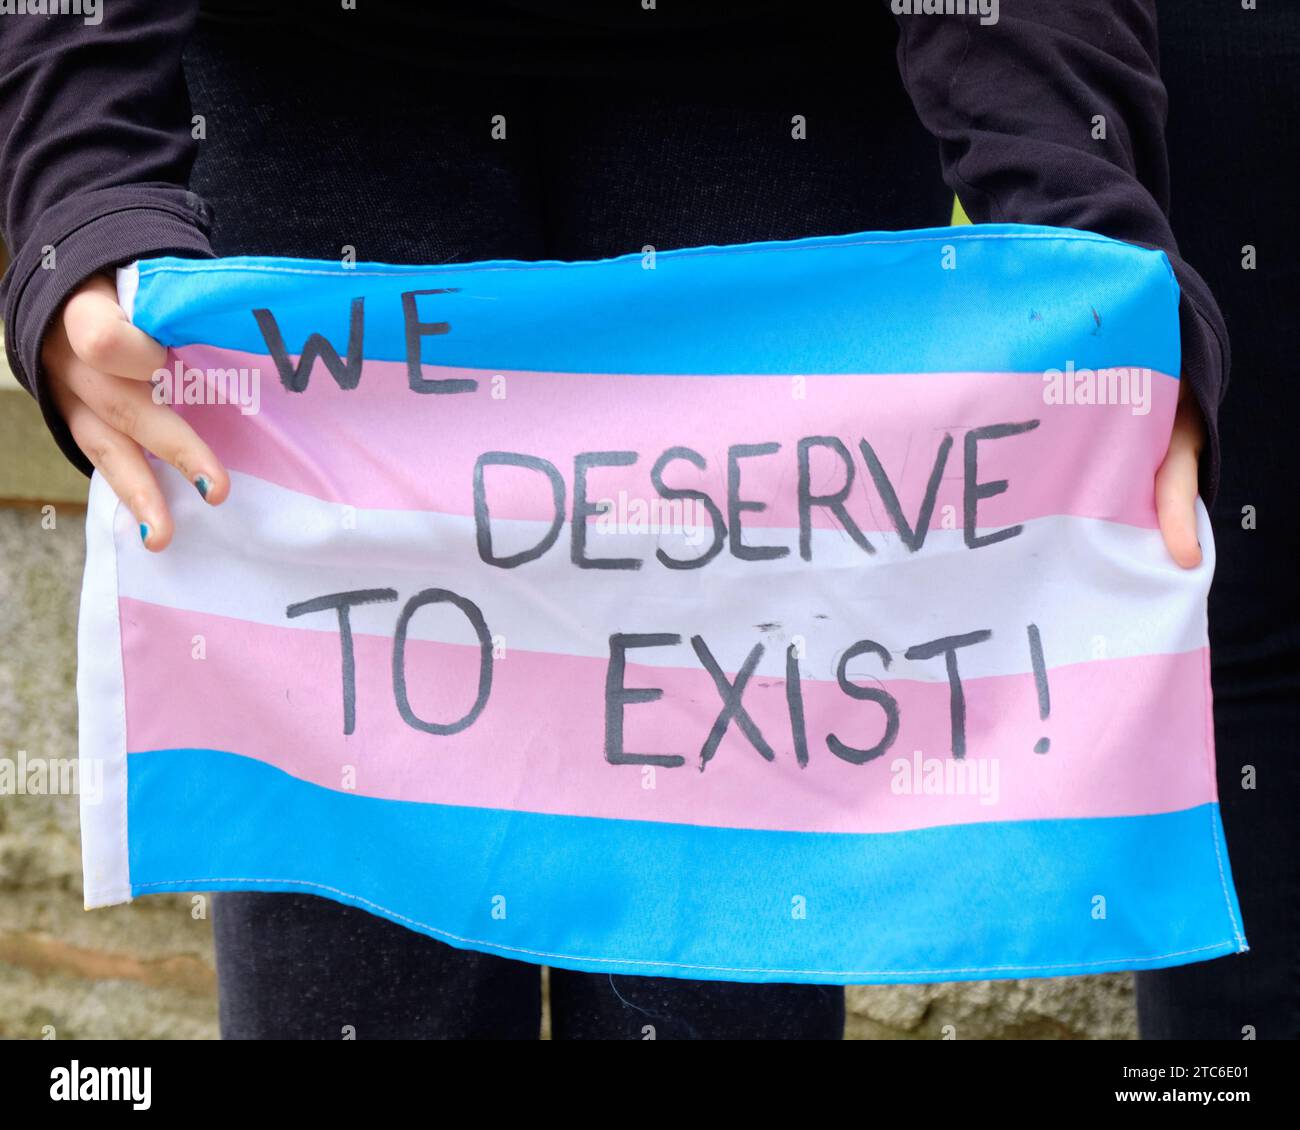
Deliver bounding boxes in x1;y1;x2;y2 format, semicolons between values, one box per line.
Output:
77;223;1247;983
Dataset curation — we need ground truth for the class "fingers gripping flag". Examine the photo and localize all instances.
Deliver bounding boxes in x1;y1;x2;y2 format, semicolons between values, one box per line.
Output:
78;224;1247;984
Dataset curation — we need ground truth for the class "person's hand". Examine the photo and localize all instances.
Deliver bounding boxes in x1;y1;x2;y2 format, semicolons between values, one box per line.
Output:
1154;381;1205;569
42;275;229;551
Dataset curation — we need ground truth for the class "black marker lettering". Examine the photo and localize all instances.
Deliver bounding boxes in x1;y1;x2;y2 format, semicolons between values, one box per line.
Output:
254;298;365;392
827;640;899;764
690;636;773;769
573;451;641;570
474;452;565;568
859;433;953;552
786;643;810;768
728;442;789;561
392;588;493;735
650;447;726;569
797;436;873;560
286;588;399;734
401;289;474;394
904;629;992;758
605;633;686;767
963;421;1040;549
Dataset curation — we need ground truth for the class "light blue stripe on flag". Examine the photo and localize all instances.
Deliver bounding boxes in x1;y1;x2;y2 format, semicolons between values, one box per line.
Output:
127;747;1243;985
130;224;1182;379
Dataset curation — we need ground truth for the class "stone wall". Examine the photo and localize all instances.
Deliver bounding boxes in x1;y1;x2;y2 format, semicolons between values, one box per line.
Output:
0;372;1135;1040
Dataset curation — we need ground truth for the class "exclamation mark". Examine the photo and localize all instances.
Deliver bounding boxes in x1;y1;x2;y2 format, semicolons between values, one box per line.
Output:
1027;623;1051;753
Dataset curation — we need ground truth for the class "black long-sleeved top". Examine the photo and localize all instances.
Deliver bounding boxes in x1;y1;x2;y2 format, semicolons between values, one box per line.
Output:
0;1;1230;500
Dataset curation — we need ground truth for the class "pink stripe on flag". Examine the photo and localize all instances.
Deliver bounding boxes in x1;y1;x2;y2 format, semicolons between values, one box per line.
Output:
120;598;1214;835
169;345;1174;529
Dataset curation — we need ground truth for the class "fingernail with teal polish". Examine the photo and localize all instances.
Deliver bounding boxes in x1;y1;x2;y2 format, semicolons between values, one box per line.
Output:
194;475;211;500
139;522;151;546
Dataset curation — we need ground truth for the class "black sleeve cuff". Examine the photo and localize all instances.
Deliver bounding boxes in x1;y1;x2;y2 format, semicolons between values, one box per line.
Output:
2;185;214;477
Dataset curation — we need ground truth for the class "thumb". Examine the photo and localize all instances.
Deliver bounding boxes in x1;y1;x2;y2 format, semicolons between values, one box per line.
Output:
1155;393;1204;569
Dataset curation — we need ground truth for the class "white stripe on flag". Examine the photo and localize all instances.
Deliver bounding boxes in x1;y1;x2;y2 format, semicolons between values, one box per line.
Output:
110;468;1213;684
